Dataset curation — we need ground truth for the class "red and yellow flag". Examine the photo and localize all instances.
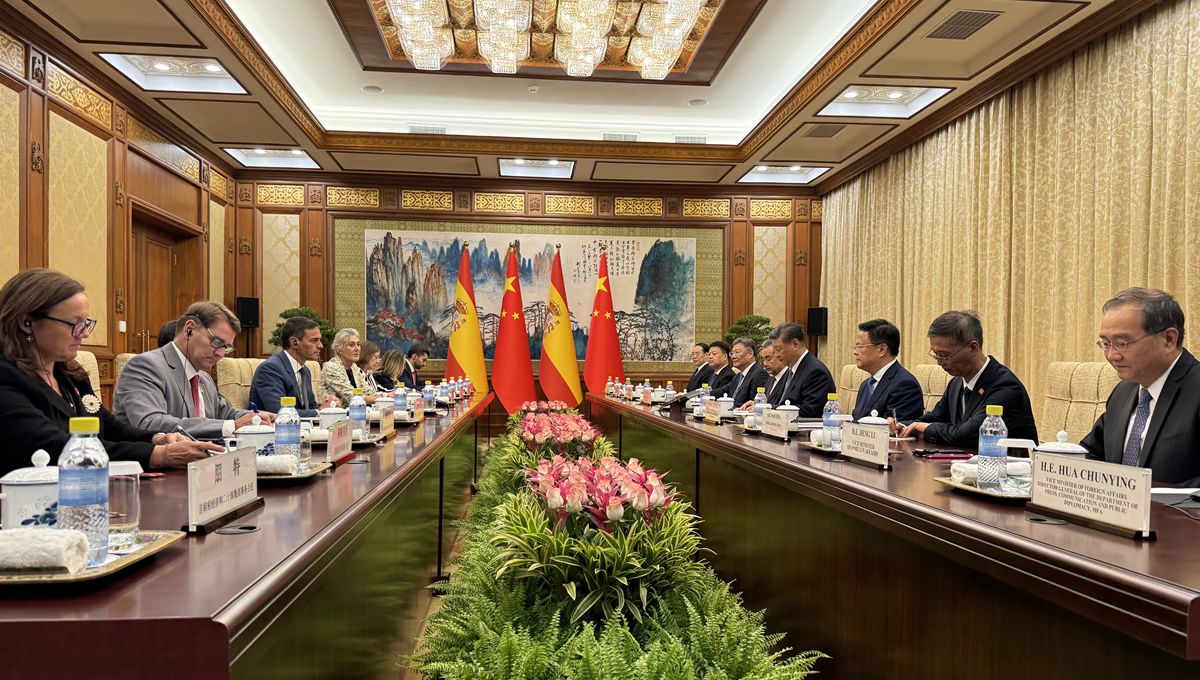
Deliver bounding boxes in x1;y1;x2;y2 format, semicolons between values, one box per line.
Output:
445;244;489;394
539;247;583;407
492;245;536;413
583;249;624;393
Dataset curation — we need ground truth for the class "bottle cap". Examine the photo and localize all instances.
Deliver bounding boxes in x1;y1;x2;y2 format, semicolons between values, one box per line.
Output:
69;417;100;434
702;383;709;388
986;404;1003;416
353;388;364;395
827;393;839;400
280;396;296;407
667;381;673;386
757;387;765;393
425;380;432;385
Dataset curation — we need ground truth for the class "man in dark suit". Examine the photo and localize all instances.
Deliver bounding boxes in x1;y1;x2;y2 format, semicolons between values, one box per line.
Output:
896;310;1038;448
1082;288;1200;485
768;322;835;417
851;319;924;422
250;316;338;417
706;340;736;397
729;337;770;407
399;343;431;389
685;342;713;392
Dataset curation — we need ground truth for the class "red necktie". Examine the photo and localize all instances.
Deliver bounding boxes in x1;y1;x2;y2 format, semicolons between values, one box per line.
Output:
190;374;202;417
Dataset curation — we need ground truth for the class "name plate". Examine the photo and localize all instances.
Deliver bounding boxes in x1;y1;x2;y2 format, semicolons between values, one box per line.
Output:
1030;452;1153;538
379;406;394;437
328;419;354;462
761;410;791;440
411;397;426;421
841;423;892;470
703;399;722;424
186;447;258;532
641;388;652;406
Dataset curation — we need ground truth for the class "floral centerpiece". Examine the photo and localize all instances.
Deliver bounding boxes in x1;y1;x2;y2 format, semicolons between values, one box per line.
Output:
516;412;598;458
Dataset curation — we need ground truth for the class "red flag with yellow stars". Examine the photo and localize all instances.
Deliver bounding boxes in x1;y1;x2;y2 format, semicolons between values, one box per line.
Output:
583;249;625;393
492;244;536;413
538;246;583;407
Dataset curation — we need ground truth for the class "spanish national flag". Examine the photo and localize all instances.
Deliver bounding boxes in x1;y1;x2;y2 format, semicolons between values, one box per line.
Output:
538;246;583;406
445;244;488;395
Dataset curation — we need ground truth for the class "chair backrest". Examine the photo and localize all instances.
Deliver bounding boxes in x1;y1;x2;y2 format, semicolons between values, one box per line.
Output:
1041;361;1120;444
114;353;136;381
216;357;265;410
306;360;322;398
837;364;870;414
74;350;101;394
912;364;950;412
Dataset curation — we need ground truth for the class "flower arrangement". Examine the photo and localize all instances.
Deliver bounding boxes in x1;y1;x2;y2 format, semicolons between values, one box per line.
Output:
527;456;671;533
516;412;598;458
517;400;571;414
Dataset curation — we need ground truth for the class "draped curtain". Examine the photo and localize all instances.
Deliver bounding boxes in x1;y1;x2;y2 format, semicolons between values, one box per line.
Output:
821;0;1200;417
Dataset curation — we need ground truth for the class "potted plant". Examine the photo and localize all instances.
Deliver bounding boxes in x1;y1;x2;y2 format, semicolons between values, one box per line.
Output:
267;306;337;358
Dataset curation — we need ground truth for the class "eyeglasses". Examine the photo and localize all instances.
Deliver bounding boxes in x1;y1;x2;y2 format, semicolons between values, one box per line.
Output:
197;321;235;354
42;315;97;338
852;342;883;352
928;343;970;363
1096;334;1153;353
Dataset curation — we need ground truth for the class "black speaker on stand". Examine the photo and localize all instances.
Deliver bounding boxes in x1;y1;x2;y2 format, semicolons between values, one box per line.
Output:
806;306;828;358
236;297;260;358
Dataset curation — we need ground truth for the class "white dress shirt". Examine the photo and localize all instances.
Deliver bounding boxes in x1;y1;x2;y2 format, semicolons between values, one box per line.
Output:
171;342;235;436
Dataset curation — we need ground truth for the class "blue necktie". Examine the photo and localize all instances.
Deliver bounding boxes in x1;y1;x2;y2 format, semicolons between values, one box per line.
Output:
861;377;877;407
1122;388;1152;467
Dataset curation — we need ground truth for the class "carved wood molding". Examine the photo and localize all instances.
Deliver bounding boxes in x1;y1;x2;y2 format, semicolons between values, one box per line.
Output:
238;237;253;255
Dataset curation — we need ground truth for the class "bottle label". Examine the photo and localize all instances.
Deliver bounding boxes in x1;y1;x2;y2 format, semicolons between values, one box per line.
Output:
275;423;301;446
59;467;108;506
978;433;1003;457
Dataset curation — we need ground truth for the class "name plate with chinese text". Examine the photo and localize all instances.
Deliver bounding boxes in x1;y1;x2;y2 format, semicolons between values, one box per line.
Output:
186;447;259;532
328;419;353;463
379;406;394;437
1030;453;1153;538
704;399;722;424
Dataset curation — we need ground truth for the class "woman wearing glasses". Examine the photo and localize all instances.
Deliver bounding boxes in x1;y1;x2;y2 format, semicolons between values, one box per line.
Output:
0;269;220;476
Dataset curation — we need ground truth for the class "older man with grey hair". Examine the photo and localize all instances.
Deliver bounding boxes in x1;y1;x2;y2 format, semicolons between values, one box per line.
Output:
1082;288;1200;485
894;310;1037;448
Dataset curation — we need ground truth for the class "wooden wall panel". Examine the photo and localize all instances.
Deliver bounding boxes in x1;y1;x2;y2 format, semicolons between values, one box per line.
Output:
0;76;21;277
126;151;201;228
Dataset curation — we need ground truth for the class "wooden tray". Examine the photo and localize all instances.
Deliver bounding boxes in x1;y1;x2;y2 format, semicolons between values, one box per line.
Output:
0;530;185;584
257;461;332;480
934;476;1032;501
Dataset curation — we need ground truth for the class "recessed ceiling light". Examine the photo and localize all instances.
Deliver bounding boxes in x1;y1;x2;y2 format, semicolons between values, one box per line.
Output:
887;90;905;99
153;62;171;71
514;158;526;165
843;90;859;99
291;149;304;155
755;165;768;172
254;148;266;155
547;159;559;166
790;165;801;172
688;98;708;107
203;63;222;73
362;85;384;94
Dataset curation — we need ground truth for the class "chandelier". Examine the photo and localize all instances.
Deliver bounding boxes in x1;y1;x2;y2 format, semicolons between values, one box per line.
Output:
382;0;712;80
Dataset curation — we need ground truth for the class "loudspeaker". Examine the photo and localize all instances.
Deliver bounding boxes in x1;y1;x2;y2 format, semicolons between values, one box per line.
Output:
806;307;828;337
236;297;260;329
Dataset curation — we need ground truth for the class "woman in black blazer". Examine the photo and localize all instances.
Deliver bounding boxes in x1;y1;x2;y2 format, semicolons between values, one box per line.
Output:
0;269;220;476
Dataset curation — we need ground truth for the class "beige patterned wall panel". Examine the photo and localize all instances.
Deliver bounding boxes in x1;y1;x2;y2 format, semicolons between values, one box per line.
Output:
127;117;200;182
614;197;663;216
260;213;300;353
256;184;305;206
0;86;19;279
682;198;730;218
750;199;793;220
327;186;380;208
46;62;111;130
473;192;525;214
752;225;787;326
209;200;225;304
544;194;595;216
0;29;24;76
48;111;108;346
401;189;453;211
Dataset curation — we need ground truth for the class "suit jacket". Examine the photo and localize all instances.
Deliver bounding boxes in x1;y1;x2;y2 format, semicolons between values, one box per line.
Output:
249;351;320;418
685;364;714;392
374;371;398;391
0;358;156;476
852;361;925;422
730;362;771;405
113;345;249;439
769;353;835;417
318;358;380;406
1082;349;1200;485
708;365;736;398
917;356;1038;448
398;361;419;390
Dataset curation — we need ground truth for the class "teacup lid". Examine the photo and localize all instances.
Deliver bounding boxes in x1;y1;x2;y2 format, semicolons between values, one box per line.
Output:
319;406;348;414
777;400;799;412
716;395;734;402
236;424;276;435
858;415;888;426
1035;431;1088;454
998;438;1037;450
0;450;58;484
375;396;394;403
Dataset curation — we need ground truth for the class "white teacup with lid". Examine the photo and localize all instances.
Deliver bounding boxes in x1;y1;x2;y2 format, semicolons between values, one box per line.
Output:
225;423;275;452
1035;431;1088;456
857;409;889;427
716;396;735;417
0;450;58;529
775;400;800;423
319;406;349;429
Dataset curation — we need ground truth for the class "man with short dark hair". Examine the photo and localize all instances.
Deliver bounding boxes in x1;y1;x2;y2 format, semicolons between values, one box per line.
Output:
852;319;923;422
706;340;736;397
895;310;1037;447
767;322;834;416
250;316;338;417
1082;288;1200;485
729;337;770;407
400;342;431;389
685;342;713;392
156;319;177;349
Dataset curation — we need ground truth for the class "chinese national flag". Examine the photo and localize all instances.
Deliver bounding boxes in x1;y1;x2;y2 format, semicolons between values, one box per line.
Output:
492;245;536;413
539;247;583;407
445;245;489;394
583;250;624;393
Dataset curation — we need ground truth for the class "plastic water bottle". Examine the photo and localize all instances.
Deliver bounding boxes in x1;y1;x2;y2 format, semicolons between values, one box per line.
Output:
422;380;436;404
275;396;302;467
437;379;449;401
624;378;634;400
822;393;842;449
394;386;409;412
699;383;712;412
606;376;614;396
349;388;368;436
753;387;769;420
464;376;473;396
58;417;109;566
663;381;677;402
977;405;1009;492
455;377;464;399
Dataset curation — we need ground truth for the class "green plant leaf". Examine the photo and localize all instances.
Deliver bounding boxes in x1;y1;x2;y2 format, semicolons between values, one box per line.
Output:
564;581;577;600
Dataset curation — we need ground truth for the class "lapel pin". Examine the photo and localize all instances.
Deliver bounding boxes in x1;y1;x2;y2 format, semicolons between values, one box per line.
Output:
978;388;985;395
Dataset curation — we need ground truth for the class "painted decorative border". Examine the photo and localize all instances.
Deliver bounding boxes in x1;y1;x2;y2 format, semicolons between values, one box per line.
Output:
209;171;229;200
473;192;526;214
401;189;453;211
0;28;24;76
127;117;201;182
682;198;730;218
46;62;112;130
614;197;663;217
812;199;823;220
327;186;381;208
256;184;305;206
544;194;596;216
749;199;793;220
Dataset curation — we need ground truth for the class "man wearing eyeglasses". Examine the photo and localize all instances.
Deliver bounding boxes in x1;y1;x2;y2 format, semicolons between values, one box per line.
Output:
892;310;1037;447
851;319;924;422
1082;288;1200;485
114;301;274;439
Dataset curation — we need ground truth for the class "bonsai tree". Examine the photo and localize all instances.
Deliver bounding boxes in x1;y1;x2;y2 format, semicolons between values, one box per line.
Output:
267;306;336;350
724;314;773;346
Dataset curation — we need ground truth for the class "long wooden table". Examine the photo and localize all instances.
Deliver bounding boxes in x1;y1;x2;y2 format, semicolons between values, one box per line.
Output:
1;394;493;680
588;395;1200;679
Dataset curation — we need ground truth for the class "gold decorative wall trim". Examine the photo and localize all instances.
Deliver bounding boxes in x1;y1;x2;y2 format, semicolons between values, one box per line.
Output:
544;194;596;216
401;189;453;211
127;117;201;182
812;199;823;220
682;198;730;218
615;197;663;217
0;29;24;77
327;186;381;208
209;171;229;200
256;184;305;206
750;199;793;220
46;62;112;130
473;192;526;214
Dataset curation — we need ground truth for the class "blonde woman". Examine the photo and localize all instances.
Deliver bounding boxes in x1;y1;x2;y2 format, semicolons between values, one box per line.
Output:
374;349;405;391
318;328;381;405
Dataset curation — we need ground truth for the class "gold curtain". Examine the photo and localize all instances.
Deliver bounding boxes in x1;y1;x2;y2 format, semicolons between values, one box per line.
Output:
821;0;1200;423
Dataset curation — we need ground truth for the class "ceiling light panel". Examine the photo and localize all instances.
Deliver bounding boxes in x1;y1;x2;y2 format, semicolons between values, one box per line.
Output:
100;54;246;94
225;148;320;169
738;165;830;185
499;158;575;178
819;85;951;118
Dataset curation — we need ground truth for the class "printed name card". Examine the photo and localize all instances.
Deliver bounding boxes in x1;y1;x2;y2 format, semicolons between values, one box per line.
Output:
186;447;258;532
1030;452;1152;537
411;397;426;421
840;423;892;470
379;406;395;437
761;410;791;440
704;399;722;424
641;388;652;406
328;419;354;462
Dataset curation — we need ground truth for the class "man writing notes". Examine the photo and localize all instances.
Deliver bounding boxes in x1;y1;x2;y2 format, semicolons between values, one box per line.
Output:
1082;288;1200;485
851;319;924;422
686;342;714;392
768;322;834;417
894;310;1038;447
114;302;273;438
250;316;338;417
729;337;770;406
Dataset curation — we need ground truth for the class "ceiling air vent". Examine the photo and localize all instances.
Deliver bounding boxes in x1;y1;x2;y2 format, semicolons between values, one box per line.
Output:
674;134;707;144
603;132;639;142
803;124;846;138
409;124;447;135
926;10;1001;40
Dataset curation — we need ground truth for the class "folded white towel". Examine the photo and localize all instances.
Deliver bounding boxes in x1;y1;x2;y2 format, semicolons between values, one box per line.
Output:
951;459;1033;485
0;528;89;573
257;455;300;475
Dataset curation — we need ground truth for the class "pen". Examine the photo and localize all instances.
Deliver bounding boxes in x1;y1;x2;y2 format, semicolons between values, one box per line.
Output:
176;425;221;456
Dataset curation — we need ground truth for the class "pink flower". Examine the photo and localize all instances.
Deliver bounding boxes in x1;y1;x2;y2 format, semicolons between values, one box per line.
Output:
546;487;564;510
649;485;666;508
606;496;625;522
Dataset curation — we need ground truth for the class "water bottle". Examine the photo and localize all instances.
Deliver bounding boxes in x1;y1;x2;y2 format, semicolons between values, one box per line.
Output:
464;376;473;396
422;380;436;404
753;387;769;420
275;396;302;468
822;393;842;449
58;417;109;566
606;376;614;396
349;389;368;436
977;405;1009;492
455;377;464;399
394;386;409;413
699;383;712;413
438;379;450;401
663;381;677;402
624;378;634;400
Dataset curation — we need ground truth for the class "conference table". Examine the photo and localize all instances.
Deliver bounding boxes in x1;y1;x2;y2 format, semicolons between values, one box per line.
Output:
587;394;1200;679
0;394;494;680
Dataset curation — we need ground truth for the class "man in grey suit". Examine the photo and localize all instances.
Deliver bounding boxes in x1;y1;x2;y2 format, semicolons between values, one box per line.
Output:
1083;288;1200;485
114;301;274;439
